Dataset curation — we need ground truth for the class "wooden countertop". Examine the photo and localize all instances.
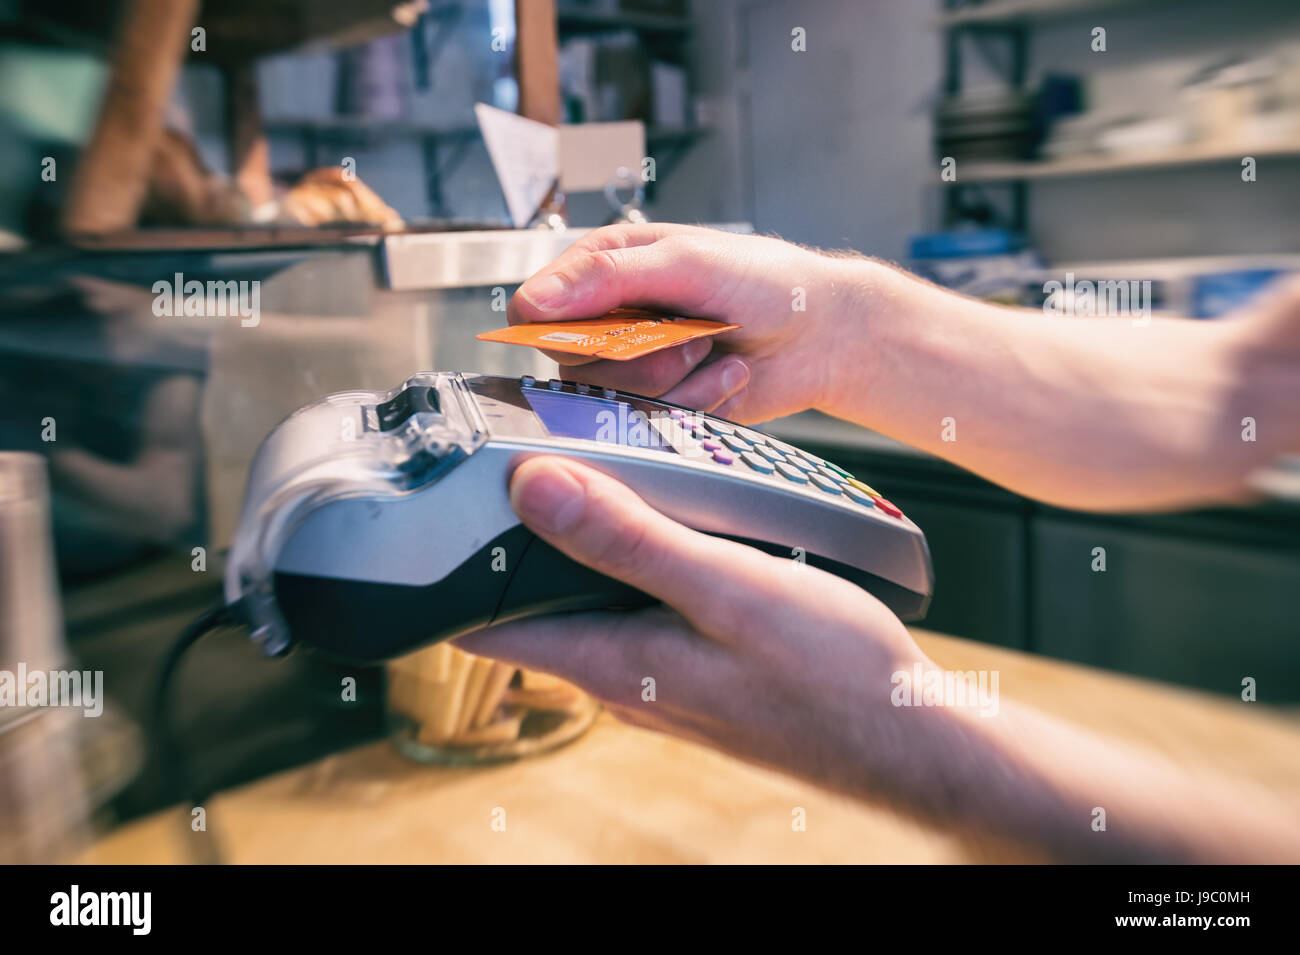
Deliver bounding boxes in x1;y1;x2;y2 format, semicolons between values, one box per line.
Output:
84;630;1300;864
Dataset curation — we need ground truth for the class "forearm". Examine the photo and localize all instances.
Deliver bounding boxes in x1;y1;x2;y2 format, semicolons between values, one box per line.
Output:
818;258;1297;511
842;687;1300;863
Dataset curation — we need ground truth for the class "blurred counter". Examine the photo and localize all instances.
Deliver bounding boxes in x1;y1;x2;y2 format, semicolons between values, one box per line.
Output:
82;629;1300;864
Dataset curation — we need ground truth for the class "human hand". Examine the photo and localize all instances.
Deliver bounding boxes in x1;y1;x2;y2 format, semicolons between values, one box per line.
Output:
455;456;1300;862
508;224;874;423
455;455;930;795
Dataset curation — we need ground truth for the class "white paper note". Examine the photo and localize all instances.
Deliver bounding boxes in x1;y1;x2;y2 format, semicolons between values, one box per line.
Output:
475;103;559;228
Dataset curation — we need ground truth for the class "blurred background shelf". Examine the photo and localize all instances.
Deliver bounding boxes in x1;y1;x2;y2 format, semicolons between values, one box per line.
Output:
936;0;1171;29
7;0;427;61
557;6;690;35
960;137;1300;181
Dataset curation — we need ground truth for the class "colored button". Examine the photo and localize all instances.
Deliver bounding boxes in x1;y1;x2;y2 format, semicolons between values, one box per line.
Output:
872;496;903;518
810;474;842;494
703;420;735;436
849;478;879;497
787;457;819;474
775;462;809;483
842;485;875;507
701;439;722;452
819;466;848;484
755;445;785;462
520;375;535;387
800;449;826;466
741;451;775;473
722;434;753;453
669;409;684;419
826;461;853;479
712;450;735;465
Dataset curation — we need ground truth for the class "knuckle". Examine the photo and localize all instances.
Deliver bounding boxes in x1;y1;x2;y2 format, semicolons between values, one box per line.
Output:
657;233;705;260
581;248;627;285
594;510;660;581
644;355;685;394
692;589;750;639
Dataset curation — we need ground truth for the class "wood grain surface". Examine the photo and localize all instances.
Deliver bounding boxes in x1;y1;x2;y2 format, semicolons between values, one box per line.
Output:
83;630;1300;864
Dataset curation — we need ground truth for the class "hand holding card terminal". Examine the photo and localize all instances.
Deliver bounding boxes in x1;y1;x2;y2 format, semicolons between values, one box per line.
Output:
225;373;933;663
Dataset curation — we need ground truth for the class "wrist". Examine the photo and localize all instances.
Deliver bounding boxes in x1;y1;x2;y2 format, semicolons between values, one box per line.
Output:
811;255;927;417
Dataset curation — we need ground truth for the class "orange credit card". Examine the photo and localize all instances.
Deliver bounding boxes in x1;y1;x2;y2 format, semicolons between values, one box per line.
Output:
476;309;739;361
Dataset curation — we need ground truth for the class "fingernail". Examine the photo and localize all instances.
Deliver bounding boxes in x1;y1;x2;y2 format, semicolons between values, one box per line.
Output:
512;462;586;533
518;272;571;309
721;357;750;394
684;338;712;365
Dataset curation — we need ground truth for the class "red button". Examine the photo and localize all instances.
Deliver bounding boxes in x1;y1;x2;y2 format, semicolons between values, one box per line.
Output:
872;496;903;518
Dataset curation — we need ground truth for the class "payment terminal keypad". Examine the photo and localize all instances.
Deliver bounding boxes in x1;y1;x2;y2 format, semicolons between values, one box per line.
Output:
644;399;907;521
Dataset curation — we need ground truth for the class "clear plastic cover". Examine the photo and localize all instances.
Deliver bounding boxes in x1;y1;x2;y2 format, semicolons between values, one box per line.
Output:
223;372;487;653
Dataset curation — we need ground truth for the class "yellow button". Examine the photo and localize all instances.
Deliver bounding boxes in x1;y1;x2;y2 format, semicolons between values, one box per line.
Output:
849;478;879;497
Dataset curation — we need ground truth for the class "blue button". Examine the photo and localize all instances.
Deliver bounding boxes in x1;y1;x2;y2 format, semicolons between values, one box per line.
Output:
842;485;875;507
811;474;842;494
775;462;809;483
722;434;753;453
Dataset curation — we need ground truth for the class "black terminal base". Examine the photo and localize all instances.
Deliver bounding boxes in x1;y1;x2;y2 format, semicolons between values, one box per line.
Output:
274;526;929;664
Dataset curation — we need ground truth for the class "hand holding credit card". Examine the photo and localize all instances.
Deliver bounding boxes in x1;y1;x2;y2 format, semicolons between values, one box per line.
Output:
477;308;739;361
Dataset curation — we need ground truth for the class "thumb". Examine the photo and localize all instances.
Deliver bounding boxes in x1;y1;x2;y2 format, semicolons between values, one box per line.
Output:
506;456;777;642
509;240;721;323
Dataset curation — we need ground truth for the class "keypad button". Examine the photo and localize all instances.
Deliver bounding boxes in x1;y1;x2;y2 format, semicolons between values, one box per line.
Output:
703;420;735;436
775;462;809;483
787;457;819;474
800;449;826;466
741;451;775;474
826;461;853;479
819;466;848;484
810;474;842;494
712;450;735;465
548;379;563;391
842;485;875;507
669;409;684;419
701;439;722;452
602;387;617;399
576;382;591;394
520;375;536;387
756;445;785;462
849;478;879;497
722;434;753;453
873;497;903;519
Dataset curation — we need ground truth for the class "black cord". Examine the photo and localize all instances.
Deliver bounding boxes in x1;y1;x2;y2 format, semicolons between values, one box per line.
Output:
151;601;237;864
